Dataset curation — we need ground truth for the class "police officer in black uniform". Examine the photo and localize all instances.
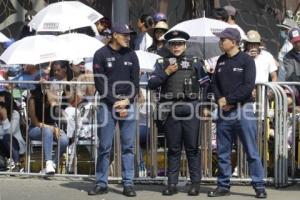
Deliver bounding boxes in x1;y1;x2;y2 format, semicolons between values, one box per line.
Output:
148;30;210;196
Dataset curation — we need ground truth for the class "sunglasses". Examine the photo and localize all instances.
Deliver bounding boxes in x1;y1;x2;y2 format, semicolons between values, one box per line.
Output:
155;29;167;34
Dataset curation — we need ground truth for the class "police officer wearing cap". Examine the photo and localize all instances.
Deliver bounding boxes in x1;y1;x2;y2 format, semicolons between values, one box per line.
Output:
89;23;139;197
148;30;209;196
208;28;267;198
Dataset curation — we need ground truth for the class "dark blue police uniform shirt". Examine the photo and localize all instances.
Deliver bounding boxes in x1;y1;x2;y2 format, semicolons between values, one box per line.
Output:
212;51;256;105
93;44;140;106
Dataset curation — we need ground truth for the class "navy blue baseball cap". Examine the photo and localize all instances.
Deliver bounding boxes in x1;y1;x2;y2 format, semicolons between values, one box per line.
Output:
111;23;134;34
214;27;241;42
153;12;167;23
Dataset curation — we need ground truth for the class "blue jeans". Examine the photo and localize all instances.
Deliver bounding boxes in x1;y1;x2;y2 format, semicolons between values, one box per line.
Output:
216;103;265;189
95;104;136;187
29;126;68;162
0;134;20;162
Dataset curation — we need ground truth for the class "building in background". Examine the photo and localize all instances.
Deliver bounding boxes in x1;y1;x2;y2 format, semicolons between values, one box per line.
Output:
0;0;299;57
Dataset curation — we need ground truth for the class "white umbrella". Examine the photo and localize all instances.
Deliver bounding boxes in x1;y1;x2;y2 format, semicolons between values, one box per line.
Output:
0;32;10;43
166;17;246;58
167;17;232;43
28;1;102;33
59;33;104;60
0;35;68;65
135;50;161;72
66;1;102;23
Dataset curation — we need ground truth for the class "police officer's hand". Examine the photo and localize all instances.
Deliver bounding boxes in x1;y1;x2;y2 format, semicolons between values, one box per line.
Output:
202;107;210;121
113;99;130;109
165;63;178;75
218;97;234;111
118;109;128;118
218;97;227;108
222;105;234;111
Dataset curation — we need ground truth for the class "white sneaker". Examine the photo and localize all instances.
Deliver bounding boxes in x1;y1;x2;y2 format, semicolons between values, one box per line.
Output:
232;166;238;177
45;160;55;174
6;159;15;170
138;165;147;177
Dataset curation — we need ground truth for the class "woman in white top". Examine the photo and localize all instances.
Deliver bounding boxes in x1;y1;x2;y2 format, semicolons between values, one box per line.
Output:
0;91;25;172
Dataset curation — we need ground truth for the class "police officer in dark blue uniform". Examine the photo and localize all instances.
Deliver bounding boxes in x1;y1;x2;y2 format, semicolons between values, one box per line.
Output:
89;23;140;197
207;28;267;199
148;30;210;196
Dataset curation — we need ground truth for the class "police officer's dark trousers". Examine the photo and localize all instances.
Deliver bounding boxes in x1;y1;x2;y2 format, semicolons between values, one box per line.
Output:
164;102;201;184
216;103;265;190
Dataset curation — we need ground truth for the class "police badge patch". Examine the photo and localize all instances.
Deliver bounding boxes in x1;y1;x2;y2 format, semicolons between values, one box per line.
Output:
180;60;190;69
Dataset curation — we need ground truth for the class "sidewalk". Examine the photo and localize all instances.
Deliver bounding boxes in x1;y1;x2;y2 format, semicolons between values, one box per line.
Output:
0;176;299;200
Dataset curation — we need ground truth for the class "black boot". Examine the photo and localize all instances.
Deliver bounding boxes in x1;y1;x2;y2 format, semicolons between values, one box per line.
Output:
207;187;230;197
188;183;200;196
123;186;136;197
162;184;178;196
87;185;108;195
255;188;267;199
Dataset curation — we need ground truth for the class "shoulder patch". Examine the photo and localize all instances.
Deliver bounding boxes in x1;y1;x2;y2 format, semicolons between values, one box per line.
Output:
192;57;199;63
157;58;164;64
202;65;208;73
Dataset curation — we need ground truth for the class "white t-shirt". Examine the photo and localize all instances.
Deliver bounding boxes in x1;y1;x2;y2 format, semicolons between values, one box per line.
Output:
254;50;278;83
253;50;277;119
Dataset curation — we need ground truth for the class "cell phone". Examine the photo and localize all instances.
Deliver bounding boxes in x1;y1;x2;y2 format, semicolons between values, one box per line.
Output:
168;58;177;65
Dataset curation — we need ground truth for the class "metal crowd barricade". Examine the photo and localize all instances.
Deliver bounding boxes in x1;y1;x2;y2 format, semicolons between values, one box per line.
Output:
258;83;289;187
270;82;300;186
0;80;300;188
256;82;300;187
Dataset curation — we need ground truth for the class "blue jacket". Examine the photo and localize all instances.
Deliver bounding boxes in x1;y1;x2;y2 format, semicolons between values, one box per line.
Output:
212;51;256;104
93;45;140;106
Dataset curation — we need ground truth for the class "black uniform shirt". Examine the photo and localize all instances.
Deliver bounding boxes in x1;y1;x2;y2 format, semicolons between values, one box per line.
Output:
212;51;256;104
93;44;140;106
148;53;210;92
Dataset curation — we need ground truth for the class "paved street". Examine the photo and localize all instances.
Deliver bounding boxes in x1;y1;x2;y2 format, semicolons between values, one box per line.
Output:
0;176;299;200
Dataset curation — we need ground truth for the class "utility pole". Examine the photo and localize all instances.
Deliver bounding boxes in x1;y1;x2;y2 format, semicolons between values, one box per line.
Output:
112;0;129;24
